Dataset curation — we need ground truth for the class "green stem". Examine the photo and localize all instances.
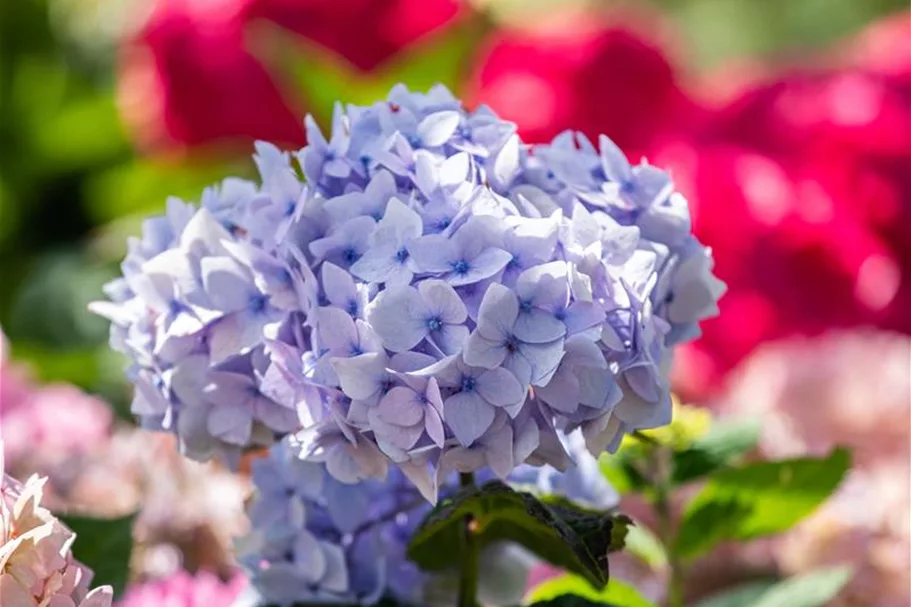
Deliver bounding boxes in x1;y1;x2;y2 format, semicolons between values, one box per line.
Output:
458;472;480;607
653;447;685;607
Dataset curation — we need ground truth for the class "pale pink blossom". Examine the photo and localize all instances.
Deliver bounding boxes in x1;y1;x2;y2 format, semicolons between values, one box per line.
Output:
1;449;113;607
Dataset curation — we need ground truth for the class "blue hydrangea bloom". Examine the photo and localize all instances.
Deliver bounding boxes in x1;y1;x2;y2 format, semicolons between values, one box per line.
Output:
91;84;724;501
237;435;617;606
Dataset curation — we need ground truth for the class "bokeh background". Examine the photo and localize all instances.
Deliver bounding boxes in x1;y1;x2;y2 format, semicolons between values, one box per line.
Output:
0;0;908;606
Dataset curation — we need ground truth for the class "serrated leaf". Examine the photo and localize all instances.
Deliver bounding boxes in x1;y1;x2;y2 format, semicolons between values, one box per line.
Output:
408;481;624;588
674;448;851;559
525;573;657;607
61;512;137;597
671;418;760;484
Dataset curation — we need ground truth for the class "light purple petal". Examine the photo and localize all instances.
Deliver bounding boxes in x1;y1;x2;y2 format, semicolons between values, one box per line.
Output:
377;386;424;425
366;286;428;352
349;243;399;284
463;331;507;369
206;400;253;445
201;256;255;312
599;134;632;184
425;406;445;447
407;235;457;273
475;283;518;340
315;306;358;353
475;367;525;406
331;353;387;401
418;279;466;324
520;339;566;386
445;391;495;446
252;396;299;432
378;198;423;242
208;312;266;363
432;323;469;356
321;262;356;308
484;424;515;479
513;308;566;344
418;111;461;147
451;247;512;287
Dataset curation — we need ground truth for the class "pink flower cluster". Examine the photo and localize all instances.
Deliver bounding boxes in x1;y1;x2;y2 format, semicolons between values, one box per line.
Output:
1;455;113;607
723;330;910;607
114;570;246;607
0;335;249;581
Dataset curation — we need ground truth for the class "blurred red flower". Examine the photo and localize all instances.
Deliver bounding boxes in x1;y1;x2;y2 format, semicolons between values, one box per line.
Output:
119;0;463;150
246;0;463;72
466;15;701;155
666;11;911;397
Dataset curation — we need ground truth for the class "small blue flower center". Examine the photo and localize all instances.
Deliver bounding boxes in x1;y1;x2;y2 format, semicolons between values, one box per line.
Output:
457;125;471;139
621;180;635;194
359;154;371;167
427;316;442;331
346;299;359;316
394;247;409;263
325;150;336;161
343;247;359;263
545;170;556;180
350;344;364;356
248;294;268;314
451;259;470;275
461;376;477;393
554;308;567;321
436;217;452;231
519;299;533;313
407;134;422;148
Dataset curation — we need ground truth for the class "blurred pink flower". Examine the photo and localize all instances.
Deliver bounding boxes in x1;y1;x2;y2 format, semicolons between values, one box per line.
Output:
1;461;113;607
723;330;911;607
115;570;246;607
66;431;251;579
467;12;700;155
0;339;114;495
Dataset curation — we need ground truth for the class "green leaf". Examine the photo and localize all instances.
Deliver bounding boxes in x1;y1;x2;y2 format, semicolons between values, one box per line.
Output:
752;567;853;607
526;573;657;607
692;580;778;607
61;513;137;597
527;596;618;607
408;481;625;588
674;448;851;559
252;14;488;127
622;524;668;570
671;418;760;484
693;567;853;607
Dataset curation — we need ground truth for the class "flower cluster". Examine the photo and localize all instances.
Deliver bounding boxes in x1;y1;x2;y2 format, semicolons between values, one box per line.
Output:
92;84;723;499
115;570;247;607
236;431;617;605
235;438;428;605
1;451;113;607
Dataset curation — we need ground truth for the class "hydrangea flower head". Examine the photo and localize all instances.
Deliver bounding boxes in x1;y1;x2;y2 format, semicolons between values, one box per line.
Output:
1;447;113;607
92;84;723;501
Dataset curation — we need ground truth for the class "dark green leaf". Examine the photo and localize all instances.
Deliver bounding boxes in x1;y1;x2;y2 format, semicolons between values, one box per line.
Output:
408;481;624;588
675;448;851;559
671;419;760;484
526;573;657;607
61;513;136;596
